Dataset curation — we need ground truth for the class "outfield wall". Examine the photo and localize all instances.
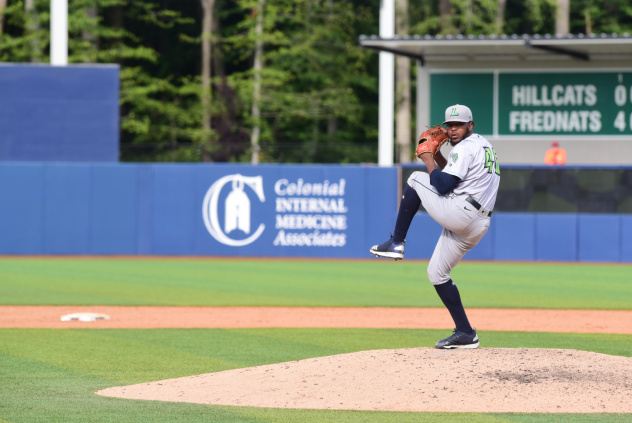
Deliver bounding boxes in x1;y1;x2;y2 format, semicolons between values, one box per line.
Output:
0;163;395;257
0;162;629;262
0;65;120;162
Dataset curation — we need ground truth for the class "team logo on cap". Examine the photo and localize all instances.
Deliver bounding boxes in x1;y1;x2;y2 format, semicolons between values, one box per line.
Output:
450;108;459;116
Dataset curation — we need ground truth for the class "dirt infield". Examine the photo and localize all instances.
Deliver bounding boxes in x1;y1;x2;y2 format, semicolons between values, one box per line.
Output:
96;347;632;412
1;306;631;334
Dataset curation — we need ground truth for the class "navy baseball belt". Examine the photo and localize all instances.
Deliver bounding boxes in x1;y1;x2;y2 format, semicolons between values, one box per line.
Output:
465;196;492;217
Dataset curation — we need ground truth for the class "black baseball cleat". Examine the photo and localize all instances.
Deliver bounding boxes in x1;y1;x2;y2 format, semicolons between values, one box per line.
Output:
435;329;480;349
370;235;405;260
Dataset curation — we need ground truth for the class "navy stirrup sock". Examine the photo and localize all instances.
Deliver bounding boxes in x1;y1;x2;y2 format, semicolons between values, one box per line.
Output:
434;280;474;334
392;185;421;244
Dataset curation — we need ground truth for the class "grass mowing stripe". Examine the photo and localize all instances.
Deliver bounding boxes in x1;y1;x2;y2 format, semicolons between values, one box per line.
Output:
0;329;241;385
0;353;262;423
0;259;631;309
1;328;631;422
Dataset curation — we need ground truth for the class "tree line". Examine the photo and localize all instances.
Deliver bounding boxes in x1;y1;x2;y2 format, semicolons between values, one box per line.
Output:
0;0;630;163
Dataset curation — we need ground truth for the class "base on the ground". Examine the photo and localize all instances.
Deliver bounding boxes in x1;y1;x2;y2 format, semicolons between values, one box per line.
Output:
96;348;632;412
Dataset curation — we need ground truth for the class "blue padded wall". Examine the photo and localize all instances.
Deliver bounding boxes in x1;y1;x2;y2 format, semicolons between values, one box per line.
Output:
44;164;92;254
0;162;629;262
620;215;632;263
0;163;45;254
578;215;620;262
152;165;198;255
0;65;119;162
493;214;535;261
404;213;445;259
535;214;578;261
0;163;400;258
90;165;137;254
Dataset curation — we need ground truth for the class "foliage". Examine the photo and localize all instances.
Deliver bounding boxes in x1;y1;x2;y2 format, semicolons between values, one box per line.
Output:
410;0;498;36
2;0;632;162
570;0;632;35
223;0;376;163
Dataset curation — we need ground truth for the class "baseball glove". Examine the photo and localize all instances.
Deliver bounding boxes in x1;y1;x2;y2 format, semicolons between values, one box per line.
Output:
412;125;449;159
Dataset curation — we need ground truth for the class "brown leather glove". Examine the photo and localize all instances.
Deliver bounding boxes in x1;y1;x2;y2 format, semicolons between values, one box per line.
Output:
412;125;449;159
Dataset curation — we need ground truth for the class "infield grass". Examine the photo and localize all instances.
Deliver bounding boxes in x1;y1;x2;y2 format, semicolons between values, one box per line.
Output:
0;258;631;309
0;328;631;423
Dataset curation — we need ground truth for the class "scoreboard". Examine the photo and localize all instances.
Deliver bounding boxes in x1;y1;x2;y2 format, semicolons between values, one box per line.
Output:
430;70;632;137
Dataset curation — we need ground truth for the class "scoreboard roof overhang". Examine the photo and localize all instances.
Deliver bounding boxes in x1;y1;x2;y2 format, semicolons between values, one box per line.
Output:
359;33;632;65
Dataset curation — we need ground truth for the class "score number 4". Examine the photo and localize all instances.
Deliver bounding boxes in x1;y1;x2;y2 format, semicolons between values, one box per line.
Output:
614;111;631;132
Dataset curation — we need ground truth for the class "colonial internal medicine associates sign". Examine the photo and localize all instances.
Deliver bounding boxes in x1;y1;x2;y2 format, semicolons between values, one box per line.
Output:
430;71;632;137
194;165;397;258
203;174;348;248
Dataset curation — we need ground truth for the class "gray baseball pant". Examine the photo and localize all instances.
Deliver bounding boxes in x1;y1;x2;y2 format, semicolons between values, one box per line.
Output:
407;171;491;285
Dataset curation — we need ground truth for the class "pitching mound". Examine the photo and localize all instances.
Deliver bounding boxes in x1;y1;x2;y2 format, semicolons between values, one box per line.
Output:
96;348;632;412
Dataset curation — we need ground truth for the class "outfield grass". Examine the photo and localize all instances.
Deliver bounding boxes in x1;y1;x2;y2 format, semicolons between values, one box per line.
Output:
0;258;631;309
1;328;631;423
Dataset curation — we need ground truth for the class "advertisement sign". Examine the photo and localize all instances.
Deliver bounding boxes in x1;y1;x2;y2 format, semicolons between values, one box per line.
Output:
0;163;396;257
187;166;369;256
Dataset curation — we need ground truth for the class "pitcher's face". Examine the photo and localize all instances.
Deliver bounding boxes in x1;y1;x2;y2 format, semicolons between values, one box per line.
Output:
445;121;473;145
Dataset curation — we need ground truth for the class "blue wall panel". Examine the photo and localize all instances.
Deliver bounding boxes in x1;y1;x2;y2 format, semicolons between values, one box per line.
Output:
90;165;137;254
44;164;91;254
152;165;198;255
621;216;632;263
365;167;399;256
0;164;45;253
136;166;154;255
0;65;119;162
404;213;444;259
493;213;536;260
0;162;629;261
535;214;577;261
578;214;620;262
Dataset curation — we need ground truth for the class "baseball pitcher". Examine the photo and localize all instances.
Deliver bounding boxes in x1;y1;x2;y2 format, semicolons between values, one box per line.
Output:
370;104;500;349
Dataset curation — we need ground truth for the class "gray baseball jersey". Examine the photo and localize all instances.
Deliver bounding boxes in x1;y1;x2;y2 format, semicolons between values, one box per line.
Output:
407;133;500;285
442;133;500;211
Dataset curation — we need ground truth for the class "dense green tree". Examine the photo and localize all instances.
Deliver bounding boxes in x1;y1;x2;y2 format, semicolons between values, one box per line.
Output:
1;0;632;163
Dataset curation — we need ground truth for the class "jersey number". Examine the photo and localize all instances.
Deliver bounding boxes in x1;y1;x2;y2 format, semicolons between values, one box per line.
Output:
483;148;500;175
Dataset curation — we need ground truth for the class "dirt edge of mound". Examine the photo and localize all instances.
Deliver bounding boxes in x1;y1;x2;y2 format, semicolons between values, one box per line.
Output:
96;347;632;413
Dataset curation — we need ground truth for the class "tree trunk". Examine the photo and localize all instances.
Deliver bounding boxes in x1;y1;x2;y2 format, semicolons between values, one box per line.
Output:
439;0;452;34
82;6;98;62
0;0;7;34
25;0;41;61
495;0;506;34
555;0;569;36
250;0;264;165
584;8;592;35
212;12;224;81
396;0;410;163
201;0;216;162
327;115;337;137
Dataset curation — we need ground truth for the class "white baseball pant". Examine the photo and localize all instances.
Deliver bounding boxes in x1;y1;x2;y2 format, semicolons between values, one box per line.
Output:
407;171;491;285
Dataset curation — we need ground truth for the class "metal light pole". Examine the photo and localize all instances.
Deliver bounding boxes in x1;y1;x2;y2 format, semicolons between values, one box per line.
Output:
378;0;394;167
50;0;68;66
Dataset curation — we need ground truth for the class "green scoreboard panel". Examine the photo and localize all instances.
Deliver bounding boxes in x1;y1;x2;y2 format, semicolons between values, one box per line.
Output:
430;71;632;137
429;73;494;134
